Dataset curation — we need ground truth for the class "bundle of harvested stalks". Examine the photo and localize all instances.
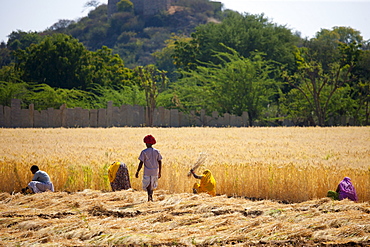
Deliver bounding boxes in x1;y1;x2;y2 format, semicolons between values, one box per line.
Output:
187;152;207;177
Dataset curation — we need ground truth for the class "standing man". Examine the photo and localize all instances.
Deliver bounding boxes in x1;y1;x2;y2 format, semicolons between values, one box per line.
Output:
24;165;54;193
136;135;162;202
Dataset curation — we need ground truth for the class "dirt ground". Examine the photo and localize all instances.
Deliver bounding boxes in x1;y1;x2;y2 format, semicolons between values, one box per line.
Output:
1;190;369;246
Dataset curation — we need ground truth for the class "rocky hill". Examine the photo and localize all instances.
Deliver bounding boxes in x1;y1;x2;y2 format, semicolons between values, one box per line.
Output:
51;0;223;68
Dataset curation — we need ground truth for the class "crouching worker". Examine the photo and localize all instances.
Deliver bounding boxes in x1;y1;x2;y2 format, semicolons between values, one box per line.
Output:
23;165;54;193
336;177;358;202
327;177;358;202
108;162;131;191
190;169;216;196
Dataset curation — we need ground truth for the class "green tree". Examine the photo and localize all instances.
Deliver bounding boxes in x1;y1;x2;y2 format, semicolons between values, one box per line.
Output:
282;42;361;126
83;46;133;89
13;34;89;89
0;64;23;83
152;35;190;81
133;65;168;126
173;11;299;71
173;47;279;126
0;81;29;106
117;0;134;12
300;27;369;125
303;26;365;71
0;42;11;67
351;50;370;125
7;31;44;51
12;34;131;91
316;26;364;45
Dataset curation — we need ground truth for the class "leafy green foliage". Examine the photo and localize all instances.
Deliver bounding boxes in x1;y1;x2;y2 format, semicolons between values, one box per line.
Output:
0;81;29;106
91;84;145;108
0;81;146;111
13;34;89;89
24;84;96;110
117;0;134;12
173;11;300;71
173;47;280;125
303;26;365;72
133;65;168;125
0;82;94;110
83;46;133;89
7;31;45;51
0;64;23;83
152;35;190;81
316;26;364;45
282;42;362;126
0;42;11;67
12;34;132;91
351;50;370;125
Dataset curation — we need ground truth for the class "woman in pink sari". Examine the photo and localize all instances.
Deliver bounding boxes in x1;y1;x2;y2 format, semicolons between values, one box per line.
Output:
336;177;358;202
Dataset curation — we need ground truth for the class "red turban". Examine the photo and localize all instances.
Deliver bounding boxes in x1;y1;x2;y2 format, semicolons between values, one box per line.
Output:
143;135;156;144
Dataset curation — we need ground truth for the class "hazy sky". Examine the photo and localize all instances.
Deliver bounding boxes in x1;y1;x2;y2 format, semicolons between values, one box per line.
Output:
0;0;369;43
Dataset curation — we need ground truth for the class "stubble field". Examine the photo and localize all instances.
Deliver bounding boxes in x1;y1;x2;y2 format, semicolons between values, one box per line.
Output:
0;127;369;246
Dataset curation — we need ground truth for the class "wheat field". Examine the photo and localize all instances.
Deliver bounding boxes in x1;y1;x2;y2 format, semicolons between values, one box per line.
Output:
1;127;370;246
0;127;369;202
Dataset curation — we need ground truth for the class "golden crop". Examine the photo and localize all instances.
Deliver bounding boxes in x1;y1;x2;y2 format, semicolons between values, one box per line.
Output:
0;127;369;202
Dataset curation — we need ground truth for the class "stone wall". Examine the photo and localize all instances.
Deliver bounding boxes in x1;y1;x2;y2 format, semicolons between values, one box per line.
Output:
1;99;359;128
0;99;250;128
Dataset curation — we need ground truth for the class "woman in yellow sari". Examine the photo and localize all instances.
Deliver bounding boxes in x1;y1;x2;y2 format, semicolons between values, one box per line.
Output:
190;169;216;196
108;162;131;191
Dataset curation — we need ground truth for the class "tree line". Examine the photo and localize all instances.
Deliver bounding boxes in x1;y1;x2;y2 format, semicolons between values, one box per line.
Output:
0;0;369;126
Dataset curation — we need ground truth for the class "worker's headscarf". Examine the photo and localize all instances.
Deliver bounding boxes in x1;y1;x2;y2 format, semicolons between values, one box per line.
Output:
144;135;156;145
200;169;216;196
108;162;121;183
338;177;358;201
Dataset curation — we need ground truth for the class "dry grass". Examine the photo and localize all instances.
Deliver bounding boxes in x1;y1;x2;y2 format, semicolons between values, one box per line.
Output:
0;190;369;246
0;127;369;246
0;127;369;202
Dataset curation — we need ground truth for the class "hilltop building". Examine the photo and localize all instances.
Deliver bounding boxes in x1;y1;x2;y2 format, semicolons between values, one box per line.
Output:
108;0;171;17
